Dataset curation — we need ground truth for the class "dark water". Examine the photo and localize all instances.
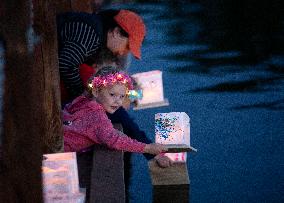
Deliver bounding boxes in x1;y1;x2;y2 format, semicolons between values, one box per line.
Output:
107;1;284;203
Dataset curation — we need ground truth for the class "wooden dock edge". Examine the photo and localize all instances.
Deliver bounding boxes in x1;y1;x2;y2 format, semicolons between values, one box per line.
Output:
148;159;190;203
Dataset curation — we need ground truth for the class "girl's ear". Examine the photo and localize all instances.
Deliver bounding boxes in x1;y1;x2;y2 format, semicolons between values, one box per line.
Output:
92;88;99;98
107;28;118;45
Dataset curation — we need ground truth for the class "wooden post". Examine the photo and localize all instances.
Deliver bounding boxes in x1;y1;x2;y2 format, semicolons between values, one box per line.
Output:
55;0;97;14
76;124;125;203
149;160;190;203
90;145;125;203
54;0;72;14
0;0;62;202
71;0;95;13
0;0;44;202
32;0;63;153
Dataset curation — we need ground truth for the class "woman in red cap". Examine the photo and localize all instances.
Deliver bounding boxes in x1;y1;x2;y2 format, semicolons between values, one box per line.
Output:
57;9;146;102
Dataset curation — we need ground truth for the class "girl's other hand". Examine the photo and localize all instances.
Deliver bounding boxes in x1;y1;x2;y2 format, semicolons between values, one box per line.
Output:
154;154;173;168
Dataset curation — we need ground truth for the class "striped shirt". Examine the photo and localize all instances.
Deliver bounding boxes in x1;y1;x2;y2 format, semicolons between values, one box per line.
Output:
57;12;103;99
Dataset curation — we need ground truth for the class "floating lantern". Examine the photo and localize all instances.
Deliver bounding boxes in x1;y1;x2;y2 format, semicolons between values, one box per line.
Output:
155;112;190;162
132;70;169;110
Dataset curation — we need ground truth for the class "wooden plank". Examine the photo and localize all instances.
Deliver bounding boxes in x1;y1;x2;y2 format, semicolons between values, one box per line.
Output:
90;145;125;203
77;146;125;203
90;123;125;203
148;160;189;185
165;144;198;153
153;184;190;203
148;159;190;203
77;124;126;203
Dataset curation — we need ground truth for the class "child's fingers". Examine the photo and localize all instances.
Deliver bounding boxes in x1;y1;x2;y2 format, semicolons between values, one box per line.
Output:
144;144;169;155
159;144;168;152
155;156;173;168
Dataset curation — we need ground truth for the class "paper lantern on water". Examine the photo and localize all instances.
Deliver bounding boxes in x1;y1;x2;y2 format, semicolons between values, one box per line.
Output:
155;112;190;162
132;70;168;109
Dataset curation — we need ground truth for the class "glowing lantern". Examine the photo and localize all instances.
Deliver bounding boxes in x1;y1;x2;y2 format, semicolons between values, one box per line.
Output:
155;112;190;162
42;152;85;202
132;70;169;109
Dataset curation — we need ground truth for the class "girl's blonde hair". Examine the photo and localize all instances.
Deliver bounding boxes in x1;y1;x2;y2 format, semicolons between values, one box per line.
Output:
87;66;133;95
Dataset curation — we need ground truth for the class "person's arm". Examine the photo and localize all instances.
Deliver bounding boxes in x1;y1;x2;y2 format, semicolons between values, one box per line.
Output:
89;111;165;154
107;107;155;160
58;19;101;99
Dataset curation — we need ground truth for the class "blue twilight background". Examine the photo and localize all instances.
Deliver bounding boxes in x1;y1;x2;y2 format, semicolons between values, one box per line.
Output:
107;0;284;202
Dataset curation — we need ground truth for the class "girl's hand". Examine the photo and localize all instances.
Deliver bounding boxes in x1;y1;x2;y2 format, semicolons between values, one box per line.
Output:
154;154;173;168
144;143;167;155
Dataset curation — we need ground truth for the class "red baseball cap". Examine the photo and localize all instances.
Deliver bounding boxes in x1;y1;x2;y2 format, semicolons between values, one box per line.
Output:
114;10;146;60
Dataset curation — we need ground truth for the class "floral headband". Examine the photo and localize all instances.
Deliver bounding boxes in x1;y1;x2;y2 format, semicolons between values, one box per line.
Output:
127;89;143;102
89;72;134;90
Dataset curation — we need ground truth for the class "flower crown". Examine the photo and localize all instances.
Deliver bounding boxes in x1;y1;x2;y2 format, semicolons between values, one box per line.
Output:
89;72;134;90
127;89;143;101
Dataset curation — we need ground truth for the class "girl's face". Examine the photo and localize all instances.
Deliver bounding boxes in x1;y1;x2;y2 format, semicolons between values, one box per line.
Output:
107;27;130;56
94;83;127;114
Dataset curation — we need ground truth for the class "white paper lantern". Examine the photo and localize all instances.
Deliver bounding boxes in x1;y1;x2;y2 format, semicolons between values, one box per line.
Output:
132;70;168;109
42;152;85;203
155;112;190;162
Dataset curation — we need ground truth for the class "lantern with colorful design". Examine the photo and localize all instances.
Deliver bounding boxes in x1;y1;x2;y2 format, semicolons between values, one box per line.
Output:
155;112;190;162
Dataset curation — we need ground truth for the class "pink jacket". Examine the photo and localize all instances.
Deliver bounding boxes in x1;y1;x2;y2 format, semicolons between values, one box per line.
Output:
63;96;146;153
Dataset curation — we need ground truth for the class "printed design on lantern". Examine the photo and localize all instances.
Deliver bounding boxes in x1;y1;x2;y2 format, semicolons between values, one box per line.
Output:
155;115;183;141
174;152;186;162
142;80;157;89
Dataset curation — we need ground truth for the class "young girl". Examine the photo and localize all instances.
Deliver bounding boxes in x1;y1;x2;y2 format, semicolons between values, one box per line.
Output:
62;66;167;155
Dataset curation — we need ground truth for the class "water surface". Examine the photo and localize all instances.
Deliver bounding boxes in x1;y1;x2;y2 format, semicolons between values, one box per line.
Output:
108;1;284;202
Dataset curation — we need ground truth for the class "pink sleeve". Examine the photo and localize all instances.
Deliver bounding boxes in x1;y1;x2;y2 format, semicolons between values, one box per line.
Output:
88;110;146;153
